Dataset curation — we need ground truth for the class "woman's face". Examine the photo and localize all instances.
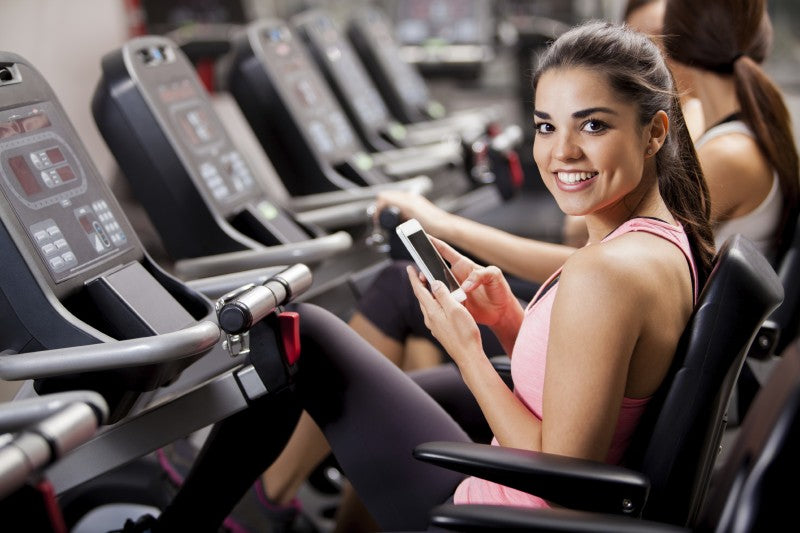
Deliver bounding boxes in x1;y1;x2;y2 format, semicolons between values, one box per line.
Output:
533;67;653;222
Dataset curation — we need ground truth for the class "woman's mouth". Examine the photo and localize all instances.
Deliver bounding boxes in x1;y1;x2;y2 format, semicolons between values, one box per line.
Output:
557;171;598;184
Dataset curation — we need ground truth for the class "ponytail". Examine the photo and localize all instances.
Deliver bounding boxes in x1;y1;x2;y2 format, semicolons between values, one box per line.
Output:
733;56;800;257
656;87;715;285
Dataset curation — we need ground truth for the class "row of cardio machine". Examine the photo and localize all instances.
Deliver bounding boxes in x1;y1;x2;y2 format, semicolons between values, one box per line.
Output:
0;5;526;531
97;6;526;314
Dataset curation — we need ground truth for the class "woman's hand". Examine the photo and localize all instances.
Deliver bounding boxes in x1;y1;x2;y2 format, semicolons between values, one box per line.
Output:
408;267;485;368
374;190;451;237
431;237;519;328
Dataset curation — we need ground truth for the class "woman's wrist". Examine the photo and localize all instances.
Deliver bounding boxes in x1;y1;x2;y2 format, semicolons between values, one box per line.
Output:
459;352;503;395
490;299;524;344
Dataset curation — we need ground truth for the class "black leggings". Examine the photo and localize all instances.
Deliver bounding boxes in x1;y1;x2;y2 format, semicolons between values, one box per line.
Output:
157;303;473;532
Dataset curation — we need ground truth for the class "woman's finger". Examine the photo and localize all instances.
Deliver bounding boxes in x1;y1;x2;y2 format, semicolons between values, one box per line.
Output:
460;266;496;292
430;236;465;265
407;265;438;311
432;278;460;307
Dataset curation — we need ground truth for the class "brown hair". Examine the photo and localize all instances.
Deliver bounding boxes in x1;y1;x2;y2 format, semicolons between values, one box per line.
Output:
664;0;799;258
533;21;715;284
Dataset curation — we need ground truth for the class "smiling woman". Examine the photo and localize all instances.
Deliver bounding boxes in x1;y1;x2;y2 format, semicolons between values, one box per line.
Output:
405;21;715;508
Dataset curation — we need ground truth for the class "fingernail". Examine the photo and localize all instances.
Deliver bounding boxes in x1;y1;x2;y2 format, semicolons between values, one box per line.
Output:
461;279;473;291
431;280;445;293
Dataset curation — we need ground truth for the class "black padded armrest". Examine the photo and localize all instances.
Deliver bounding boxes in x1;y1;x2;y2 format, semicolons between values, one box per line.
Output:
489;355;512;388
429;504;687;532
489;355;510;374
413;441;649;515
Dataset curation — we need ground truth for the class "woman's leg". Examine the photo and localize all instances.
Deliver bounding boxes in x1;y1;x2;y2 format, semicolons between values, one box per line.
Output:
348;311;405;365
260;411;329;504
291;303;471;531
262;262;444;503
155;388;303;531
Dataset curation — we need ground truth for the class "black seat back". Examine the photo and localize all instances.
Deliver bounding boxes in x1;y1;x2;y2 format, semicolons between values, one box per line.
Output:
766;212;800;355
625;234;783;525
696;339;800;532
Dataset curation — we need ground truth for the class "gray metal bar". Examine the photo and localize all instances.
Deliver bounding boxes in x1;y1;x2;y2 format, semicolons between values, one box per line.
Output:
490;124;523;151
185;266;287;300
370;141;462;167
0;321;221;380
46;366;257;493
173;232;351;279
216;264;312;334
293;199;374;229
0;391;108;433
0;402;102;499
287;175;432;211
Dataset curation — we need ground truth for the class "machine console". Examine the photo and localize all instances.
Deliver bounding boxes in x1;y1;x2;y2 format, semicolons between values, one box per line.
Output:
252;21;361;161
0;87;139;293
94;36;314;258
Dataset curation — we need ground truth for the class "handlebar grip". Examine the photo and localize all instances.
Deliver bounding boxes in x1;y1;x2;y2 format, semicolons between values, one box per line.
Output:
379;206;402;231
217;264;312;335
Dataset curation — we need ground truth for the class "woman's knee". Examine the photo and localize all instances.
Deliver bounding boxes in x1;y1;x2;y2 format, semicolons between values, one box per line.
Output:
354;261;419;342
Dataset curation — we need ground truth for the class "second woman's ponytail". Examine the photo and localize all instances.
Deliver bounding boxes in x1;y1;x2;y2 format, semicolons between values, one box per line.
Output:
734;56;800;256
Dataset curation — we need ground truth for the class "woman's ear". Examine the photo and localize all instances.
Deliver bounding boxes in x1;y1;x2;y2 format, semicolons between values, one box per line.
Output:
645;110;669;157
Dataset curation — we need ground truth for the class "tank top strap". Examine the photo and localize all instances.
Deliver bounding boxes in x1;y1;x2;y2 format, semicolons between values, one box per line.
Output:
695;119;753;149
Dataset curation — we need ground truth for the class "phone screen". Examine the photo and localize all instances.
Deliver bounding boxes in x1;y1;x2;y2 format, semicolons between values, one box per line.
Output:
407;230;461;292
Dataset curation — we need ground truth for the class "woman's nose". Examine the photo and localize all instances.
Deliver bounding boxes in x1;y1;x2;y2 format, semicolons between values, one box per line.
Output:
553;131;583;161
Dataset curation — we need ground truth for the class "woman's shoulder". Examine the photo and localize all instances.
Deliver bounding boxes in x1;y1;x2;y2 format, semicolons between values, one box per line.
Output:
559;232;674;300
700;131;774;218
698;130;771;180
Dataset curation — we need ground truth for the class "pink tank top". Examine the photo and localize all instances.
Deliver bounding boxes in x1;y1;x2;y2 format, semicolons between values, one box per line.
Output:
454;217;699;508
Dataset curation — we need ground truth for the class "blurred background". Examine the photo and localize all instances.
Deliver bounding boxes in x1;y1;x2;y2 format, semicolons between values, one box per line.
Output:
1;0;798;187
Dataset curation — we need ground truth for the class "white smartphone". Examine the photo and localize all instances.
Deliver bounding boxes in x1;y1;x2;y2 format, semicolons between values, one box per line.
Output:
396;219;467;302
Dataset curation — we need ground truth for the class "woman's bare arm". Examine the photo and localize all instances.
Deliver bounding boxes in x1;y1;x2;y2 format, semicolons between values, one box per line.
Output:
377;191;576;283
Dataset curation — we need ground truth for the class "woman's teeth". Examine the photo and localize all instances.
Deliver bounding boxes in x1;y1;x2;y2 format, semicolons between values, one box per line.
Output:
557;171;597;184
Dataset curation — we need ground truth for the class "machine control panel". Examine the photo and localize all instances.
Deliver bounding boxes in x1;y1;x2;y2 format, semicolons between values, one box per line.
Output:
361;8;430;111
0;101;133;283
255;21;361;161
298;12;392;132
154;76;258;212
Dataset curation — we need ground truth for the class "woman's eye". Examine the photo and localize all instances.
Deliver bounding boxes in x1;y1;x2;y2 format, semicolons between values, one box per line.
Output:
534;122;554;134
582;119;607;133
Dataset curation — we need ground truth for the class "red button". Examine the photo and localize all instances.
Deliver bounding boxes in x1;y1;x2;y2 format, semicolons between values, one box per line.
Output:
279;311;301;366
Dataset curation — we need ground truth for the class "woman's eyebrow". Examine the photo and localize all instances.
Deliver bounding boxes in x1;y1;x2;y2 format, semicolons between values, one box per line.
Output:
534;107;619;120
534;107;618;120
573;107;617;118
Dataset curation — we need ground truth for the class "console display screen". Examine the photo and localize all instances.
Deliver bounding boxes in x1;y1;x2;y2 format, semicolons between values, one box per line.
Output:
259;26;359;157
8;155;41;196
0;101;133;283
0;113;52;140
0;106;86;209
